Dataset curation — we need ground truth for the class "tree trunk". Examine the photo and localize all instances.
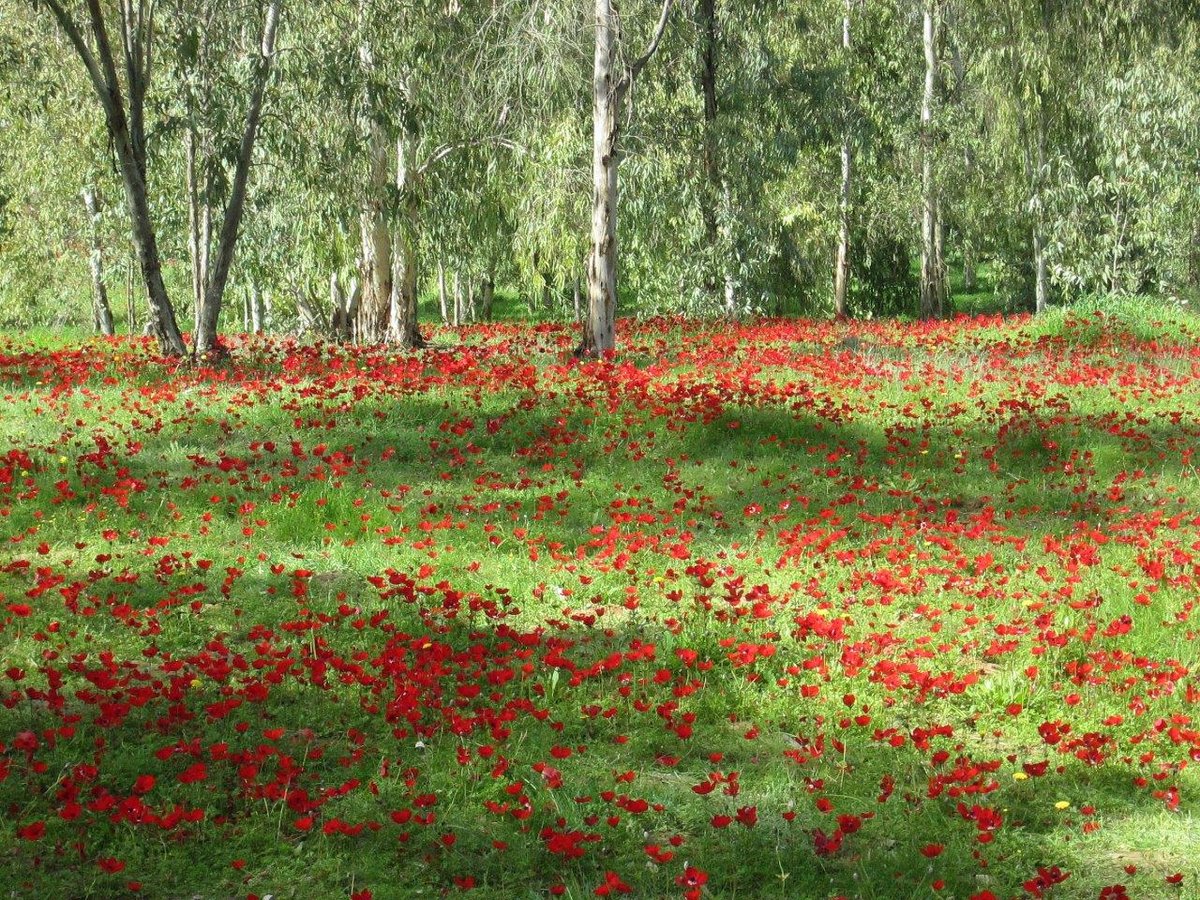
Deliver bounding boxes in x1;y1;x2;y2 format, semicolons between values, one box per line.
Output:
961;146;976;292
330;272;345;337
579;0;673;356
581;0;621;357
467;277;476;322
82;188;116;336
833;0;852;319
573;275;581;323
453;269;462;327
389;211;423;348
1033;112;1048;313
356;22;393;345
918;0;946;321
185;127;206;333
698;0;719;253
437;258;449;324
120;145;187;353
194;0;280;357
963;243;976;292
38;0;186;355
327;274;362;340
249;283;263;333
388;136;425;349
126;250;136;335
295;284;325;334
482;274;495;321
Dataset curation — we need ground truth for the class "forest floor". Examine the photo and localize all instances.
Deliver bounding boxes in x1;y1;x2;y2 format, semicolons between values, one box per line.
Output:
2;308;1200;899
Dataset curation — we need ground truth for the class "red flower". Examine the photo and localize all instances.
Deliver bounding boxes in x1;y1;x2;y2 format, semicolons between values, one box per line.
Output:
178;762;207;784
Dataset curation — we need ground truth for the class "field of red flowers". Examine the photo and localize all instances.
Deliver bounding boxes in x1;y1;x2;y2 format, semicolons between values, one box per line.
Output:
1;313;1199;898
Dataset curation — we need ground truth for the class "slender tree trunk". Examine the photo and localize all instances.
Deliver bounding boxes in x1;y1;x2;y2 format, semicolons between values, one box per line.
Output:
580;0;673;356
1110;196;1126;294
482;273;495;321
120;145;187;352
330;272;345;336
698;0;719;253
935;205;947;310
242;286;250;331
194;0;280;357
833;143;852;318
185;127;203;331
453;269;462;327
356;20;393;344
388;137;425;349
37;0;187;355
961;147;976;291
833;0;852;318
467;276;476;322
82;188;116;336
582;0;621;356
1033;111;1048;313
919;0;946;320
126;250;136;335
437;258;449;324
249;283;262;333
573;275;581;323
295;283;324;334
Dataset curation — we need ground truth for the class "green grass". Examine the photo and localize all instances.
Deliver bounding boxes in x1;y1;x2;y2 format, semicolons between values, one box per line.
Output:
1;315;1199;898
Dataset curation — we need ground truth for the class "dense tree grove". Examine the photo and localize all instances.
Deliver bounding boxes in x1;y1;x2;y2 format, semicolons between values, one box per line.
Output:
1;0;1198;354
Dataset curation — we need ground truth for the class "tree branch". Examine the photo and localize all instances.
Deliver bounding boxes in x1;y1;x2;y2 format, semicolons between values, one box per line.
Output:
414;135;523;181
622;0;674;90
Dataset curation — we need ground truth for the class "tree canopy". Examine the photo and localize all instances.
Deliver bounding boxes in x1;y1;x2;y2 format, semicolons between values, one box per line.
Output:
2;0;1198;352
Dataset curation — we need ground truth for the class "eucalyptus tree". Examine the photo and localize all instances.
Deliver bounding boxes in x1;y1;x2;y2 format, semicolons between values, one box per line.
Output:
832;0;853;317
81;187;116;334
344;0;521;347
191;0;281;355
0;11;118;327
918;0;947;319
30;0;188;354
579;0;674;357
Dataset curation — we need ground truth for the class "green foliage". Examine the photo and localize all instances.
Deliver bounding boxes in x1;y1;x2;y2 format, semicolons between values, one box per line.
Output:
1;0;1199;332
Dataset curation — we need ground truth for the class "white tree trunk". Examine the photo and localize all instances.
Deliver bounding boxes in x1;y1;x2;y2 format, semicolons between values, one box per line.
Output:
82;188;116;336
1033;112;1048;313
833;0;852;318
356;22;393;344
388;136;424;348
582;0;621;356
919;0;945;320
580;0;673;356
481;274;495;321
249;284;262;333
453;269;462;327
437;258;449;324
